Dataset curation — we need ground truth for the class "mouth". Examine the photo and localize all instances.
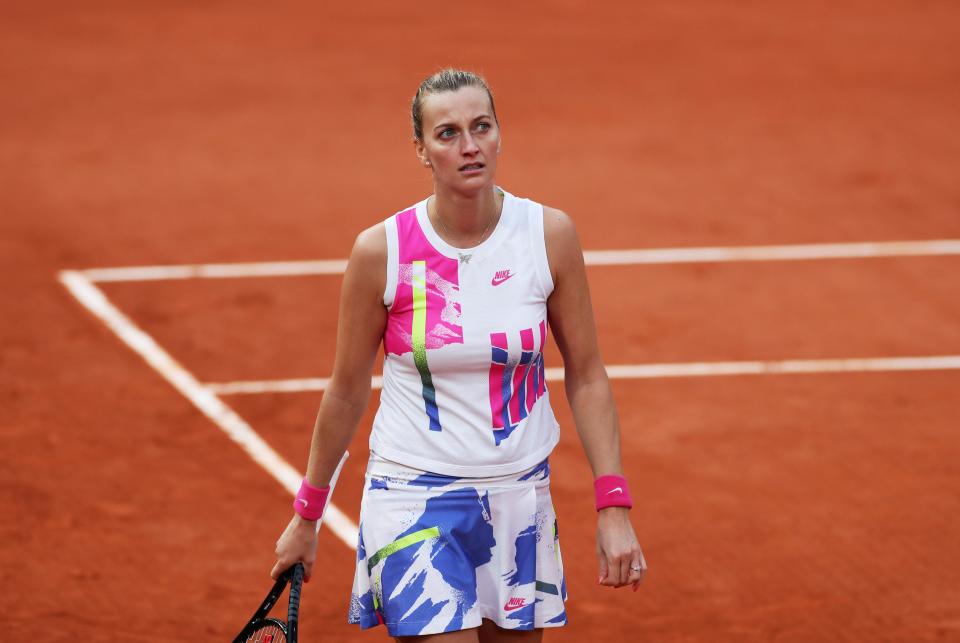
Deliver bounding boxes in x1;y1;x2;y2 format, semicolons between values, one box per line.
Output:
458;162;485;172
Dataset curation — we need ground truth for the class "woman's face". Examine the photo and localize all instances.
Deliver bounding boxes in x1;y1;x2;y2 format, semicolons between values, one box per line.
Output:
415;86;500;193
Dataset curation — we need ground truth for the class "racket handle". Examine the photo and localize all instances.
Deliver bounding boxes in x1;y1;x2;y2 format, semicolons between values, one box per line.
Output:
288;563;304;643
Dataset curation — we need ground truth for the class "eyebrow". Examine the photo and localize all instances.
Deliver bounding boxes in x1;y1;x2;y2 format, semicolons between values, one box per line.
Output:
432;114;493;132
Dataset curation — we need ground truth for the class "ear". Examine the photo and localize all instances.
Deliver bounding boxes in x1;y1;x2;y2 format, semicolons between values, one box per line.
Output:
414;138;431;168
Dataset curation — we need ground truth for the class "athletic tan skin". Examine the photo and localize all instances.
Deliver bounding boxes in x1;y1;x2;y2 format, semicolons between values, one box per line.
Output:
272;85;647;643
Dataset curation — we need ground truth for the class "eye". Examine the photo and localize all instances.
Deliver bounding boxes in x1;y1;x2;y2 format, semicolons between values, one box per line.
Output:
475;121;491;132
438;128;457;139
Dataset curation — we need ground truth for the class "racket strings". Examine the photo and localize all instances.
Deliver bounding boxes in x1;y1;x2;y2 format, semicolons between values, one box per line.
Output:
247;624;286;643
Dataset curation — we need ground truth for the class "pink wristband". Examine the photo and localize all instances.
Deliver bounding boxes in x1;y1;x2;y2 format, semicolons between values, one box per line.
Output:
293;478;330;521
594;474;633;511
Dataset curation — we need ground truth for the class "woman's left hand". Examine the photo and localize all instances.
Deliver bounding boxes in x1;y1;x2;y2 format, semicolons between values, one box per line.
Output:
596;507;647;590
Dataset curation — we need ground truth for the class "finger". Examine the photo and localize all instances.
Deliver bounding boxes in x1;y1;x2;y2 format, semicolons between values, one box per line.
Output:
619;555;633;588
597;553;609;586
629;550;648;591
303;558;314;583
603;554;621;587
627;559;645;589
270;559;285;581
636;548;647;578
272;557;295;581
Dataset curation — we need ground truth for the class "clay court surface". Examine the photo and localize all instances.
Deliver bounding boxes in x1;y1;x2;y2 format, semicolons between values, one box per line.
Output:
3;1;960;641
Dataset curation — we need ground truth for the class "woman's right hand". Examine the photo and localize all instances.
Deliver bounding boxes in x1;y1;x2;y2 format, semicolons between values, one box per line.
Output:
270;514;319;582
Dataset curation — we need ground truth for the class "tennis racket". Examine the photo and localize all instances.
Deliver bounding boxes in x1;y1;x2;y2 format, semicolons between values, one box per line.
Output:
233;451;350;642
232;562;304;643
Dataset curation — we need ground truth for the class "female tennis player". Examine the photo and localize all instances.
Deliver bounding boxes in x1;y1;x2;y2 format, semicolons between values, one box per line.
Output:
271;68;646;642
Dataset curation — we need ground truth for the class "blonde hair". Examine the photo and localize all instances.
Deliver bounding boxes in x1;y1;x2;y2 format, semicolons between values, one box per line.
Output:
411;68;499;141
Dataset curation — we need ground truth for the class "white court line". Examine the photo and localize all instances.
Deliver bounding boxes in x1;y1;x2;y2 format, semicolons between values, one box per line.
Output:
57;270;359;550
582;239;960;266
600;356;960;378
58;238;960;552
82;259;348;283
205;355;960;395
208;376;385;395
78;239;960;282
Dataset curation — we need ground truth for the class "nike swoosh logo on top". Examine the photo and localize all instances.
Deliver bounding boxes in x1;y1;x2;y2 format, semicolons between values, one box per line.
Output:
491;270;514;286
606;487;623;495
296;499;309;508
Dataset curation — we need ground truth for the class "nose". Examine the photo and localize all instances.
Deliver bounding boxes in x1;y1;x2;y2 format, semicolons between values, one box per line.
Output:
460;132;480;156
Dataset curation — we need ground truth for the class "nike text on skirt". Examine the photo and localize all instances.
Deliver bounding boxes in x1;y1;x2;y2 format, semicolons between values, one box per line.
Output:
348;451;568;637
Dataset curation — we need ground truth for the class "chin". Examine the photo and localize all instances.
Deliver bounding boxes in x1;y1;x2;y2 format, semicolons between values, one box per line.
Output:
443;170;491;189
456;177;495;196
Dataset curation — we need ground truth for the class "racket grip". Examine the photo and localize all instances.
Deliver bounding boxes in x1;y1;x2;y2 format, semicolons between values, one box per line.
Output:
288;563;304;643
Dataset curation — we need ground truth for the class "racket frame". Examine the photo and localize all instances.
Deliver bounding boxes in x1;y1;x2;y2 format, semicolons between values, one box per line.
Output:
232;451;349;643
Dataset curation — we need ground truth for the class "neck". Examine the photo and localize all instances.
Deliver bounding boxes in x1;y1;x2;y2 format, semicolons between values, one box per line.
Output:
429;183;502;242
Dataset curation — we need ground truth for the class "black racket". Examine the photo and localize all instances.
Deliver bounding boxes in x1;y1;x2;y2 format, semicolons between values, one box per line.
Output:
233;562;304;643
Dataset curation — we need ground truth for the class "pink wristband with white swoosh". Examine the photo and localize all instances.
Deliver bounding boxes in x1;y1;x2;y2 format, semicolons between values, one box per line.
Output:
293;478;330;521
594;474;633;511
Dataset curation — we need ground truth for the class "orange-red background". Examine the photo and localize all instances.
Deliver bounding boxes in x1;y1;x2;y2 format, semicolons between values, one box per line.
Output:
2;1;959;641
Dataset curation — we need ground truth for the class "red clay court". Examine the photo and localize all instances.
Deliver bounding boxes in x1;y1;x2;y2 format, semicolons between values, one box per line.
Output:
3;2;960;641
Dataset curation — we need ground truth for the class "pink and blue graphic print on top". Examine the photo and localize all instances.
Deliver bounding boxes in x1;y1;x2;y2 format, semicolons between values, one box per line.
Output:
488;320;547;445
384;208;463;431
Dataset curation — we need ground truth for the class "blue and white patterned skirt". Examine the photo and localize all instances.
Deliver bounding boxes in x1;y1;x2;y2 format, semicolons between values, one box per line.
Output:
347;451;568;637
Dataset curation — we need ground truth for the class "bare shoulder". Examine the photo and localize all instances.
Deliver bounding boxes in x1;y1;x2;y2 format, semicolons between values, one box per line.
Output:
542;205;582;252
344;221;387;296
542;205;583;285
542;205;576;238
352;221;387;262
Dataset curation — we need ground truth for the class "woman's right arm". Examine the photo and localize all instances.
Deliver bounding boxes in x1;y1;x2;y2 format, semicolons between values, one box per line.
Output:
270;223;387;581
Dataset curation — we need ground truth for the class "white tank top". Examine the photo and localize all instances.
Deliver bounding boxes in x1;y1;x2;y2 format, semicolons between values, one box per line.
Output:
369;187;560;477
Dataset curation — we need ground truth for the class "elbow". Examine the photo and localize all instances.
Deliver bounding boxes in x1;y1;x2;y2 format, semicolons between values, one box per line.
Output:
563;360;610;395
324;375;373;409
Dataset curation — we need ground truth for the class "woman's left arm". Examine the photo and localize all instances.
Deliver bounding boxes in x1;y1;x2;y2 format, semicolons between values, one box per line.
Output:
544;206;647;591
